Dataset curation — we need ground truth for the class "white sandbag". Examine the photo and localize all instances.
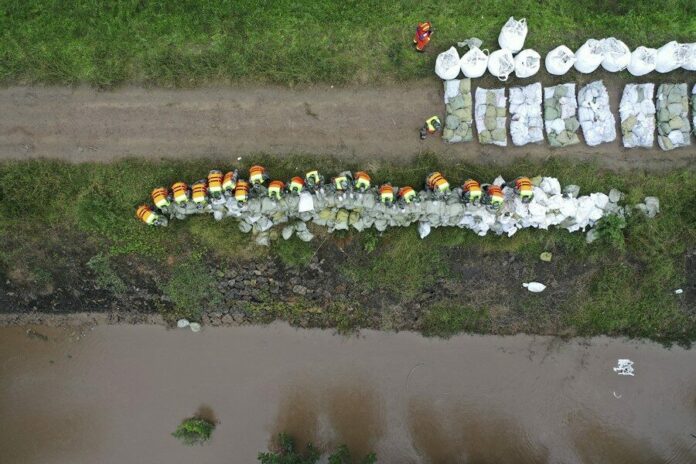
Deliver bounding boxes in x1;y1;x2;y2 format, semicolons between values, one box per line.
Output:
460;46;489;78
435;46;461;80
545;46;576;76
619;83;655;148
298;191;314;213
514;49;541;78
627;46;656;76
655;41;687;73
523;282;546;293
487;49;515;81
574;39;604;74
577;80;616;146
509;83;544;146
498;17;528;53
600;38;631;72
683;43;696;71
418;221;431;239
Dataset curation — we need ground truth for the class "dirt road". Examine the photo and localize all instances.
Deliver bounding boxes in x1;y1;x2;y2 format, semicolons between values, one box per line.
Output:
0;79;693;169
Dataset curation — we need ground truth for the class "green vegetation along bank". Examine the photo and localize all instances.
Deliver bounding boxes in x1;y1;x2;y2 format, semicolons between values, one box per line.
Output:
0;154;694;344
2;1;696;86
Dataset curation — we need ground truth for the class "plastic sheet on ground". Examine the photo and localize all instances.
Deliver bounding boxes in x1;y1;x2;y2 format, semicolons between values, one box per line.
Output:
619;83;655;148
475;87;507;146
509;83;544;146
578;80;616;146
443;79;473;143
544;84;580;147
656;83;691;151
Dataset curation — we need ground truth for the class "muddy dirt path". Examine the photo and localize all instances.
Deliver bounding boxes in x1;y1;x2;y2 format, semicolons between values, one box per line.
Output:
0;78;693;170
2;323;696;464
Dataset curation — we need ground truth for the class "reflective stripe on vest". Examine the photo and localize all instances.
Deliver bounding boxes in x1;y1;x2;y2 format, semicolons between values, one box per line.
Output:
235;181;249;202
192;183;207;203
208;171;223;193
463;180;481;193
136;205;157;225
151;188;170;208
172;182;188;203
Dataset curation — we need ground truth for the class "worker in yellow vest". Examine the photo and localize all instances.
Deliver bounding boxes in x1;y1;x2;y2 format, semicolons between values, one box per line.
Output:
397;186;417;205
508;177;534;203
191;180;208;207
426;172;450;195
235;179;250;204
420;116;442;140
354;171;371;191
249;165;268;186
305;170;323;190
288;176;304;194
136;205;167;226
268;180;285;200
379;184;395;206
171;181;190;205
222;170;238;194
482;184;505;210
151;187;171;212
207;170;224;199
332;171;352;192
462;179;482;205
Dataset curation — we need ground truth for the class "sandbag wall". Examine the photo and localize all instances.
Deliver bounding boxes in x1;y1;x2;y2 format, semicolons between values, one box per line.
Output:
146;175;643;245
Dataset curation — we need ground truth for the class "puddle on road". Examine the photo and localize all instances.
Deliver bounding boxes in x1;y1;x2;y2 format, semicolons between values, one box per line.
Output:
1;323;696;464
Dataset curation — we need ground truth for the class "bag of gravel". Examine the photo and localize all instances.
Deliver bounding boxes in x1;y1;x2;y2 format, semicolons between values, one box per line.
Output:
475;87;507;146
619;83;655;148
510;82;544;146
578;80;616;146
544;84;580;147
656;83;691;150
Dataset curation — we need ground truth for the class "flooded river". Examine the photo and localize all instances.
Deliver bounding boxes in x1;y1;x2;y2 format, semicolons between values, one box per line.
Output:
1;323;696;464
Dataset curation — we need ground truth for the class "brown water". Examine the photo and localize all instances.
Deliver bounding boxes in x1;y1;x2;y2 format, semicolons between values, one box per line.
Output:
1;323;695;464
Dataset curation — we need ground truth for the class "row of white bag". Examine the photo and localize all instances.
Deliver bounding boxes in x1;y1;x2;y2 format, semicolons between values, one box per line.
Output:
547;39;696;76
437;40;696;81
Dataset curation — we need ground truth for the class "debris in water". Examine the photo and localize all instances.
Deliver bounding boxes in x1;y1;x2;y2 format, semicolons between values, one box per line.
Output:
613;359;635;376
523;282;546;293
189;323;202;333
26;328;48;341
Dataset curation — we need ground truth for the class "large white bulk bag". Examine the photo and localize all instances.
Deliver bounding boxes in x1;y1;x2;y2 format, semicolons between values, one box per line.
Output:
655;41;687;73
601;38;631;72
682;43;696;71
627;46;656;76
574;39;604;73
514;49;541;78
498;17;528;53
460;46;489;78
487;49;515;81
435;46;461;80
545;45;576;75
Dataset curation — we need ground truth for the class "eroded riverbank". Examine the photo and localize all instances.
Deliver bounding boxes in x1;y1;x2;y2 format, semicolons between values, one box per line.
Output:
1;323;695;463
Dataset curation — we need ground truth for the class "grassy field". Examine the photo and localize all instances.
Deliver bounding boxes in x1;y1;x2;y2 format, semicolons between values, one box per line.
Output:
1;1;695;86
0;155;694;343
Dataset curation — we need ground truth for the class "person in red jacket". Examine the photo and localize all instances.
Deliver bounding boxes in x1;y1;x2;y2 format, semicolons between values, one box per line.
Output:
413;22;433;52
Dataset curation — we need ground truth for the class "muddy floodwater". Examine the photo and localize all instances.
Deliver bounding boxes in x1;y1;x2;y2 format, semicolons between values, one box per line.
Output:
1;324;696;464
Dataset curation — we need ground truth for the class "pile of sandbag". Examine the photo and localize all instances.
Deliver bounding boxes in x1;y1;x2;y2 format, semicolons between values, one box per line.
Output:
577;80;616;146
544;84;580;147
157;175;641;243
656;83;692;150
443;79;474;143
619;84;655;148
509;83;544;146
475;87;507;146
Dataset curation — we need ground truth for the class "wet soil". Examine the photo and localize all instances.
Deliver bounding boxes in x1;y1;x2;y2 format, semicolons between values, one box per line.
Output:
0;73;694;171
1;323;695;464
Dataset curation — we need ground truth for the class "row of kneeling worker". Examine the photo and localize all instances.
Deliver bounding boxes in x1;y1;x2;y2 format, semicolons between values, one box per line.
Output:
136;166;535;226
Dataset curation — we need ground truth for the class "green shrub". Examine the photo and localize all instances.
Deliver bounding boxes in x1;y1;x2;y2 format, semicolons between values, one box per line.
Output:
595;214;627;251
258;434;376;464
172;417;215;446
160;260;222;321
86;253;127;295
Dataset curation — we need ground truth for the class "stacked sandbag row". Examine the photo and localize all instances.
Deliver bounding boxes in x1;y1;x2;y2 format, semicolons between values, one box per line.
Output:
544;84;580;147
509;83;544;146
619;84;656;148
475;87;507;146
152;176;637;243
442;79;474;143
656;83;692;151
577;80;616;146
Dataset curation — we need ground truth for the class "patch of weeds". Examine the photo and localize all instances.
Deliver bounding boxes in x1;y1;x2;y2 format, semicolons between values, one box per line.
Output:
421;303;490;338
324;301;372;335
274;236;314;268
172;417;215;446
361;229;380;254
160;260;222;322
87;253;127;295
595;214;627;251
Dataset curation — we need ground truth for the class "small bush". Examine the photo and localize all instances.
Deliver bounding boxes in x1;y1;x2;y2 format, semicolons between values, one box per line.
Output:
258;434;376;464
595;214;627;251
87;253;127;294
160;260;222;321
172;417;215;446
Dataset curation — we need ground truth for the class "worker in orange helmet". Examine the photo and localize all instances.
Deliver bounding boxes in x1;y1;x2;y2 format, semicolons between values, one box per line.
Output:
268;180;285;200
378;184;395;206
482;184;505;210
413;21;433;52
136;205;167;226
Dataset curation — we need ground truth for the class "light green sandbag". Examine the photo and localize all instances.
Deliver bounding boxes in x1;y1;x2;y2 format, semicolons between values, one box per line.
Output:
484;115;497;131
491;128;506;142
479;130;492;144
495;107;506;118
